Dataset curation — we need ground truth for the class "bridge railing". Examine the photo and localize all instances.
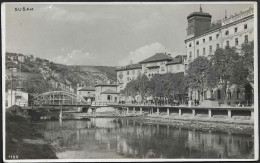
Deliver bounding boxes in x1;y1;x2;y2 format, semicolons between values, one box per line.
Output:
91;99;254;108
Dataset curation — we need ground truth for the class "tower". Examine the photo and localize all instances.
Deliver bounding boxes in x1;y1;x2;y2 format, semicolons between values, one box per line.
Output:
186;5;212;38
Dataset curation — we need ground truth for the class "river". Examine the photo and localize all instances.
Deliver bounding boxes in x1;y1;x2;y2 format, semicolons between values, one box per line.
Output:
38;118;254;159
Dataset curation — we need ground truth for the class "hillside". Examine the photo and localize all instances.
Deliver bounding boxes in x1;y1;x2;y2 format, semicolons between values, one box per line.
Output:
5;52;117;95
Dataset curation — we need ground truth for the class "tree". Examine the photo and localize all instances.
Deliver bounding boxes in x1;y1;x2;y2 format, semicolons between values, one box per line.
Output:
209;47;240;102
241;41;254;84
148;72;187;104
136;75;150;100
121;74;150;101
186;56;211;101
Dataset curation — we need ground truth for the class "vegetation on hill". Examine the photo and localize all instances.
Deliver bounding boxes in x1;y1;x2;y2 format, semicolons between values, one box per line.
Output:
5;52;117;95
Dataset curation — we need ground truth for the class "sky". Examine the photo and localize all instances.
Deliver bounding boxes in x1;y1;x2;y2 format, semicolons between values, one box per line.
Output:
4;2;254;66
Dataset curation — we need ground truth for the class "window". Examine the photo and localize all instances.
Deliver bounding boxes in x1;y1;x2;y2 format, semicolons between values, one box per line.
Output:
245;35;248;43
235;27;238;33
226;41;229;47
203;48;206;55
209;46;212;54
209;36;212;41
244;24;247;29
107;95;111;101
189;51;192;60
235;38;238;46
225;30;229;35
161;66;165;71
216;34;219;39
196;41;199;45
197;49;199;57
189;43;192;47
216;44;220;49
203;39;205;43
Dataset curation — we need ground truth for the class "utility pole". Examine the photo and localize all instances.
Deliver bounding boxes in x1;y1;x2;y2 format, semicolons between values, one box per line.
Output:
10;68;13;107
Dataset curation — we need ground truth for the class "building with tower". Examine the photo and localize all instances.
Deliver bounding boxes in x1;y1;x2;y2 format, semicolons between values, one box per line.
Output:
184;6;254;104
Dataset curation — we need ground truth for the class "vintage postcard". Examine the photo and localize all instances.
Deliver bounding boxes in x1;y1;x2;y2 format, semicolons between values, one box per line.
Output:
2;1;258;162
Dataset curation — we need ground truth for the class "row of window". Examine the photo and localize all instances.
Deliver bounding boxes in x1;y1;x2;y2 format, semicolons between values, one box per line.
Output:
189;24;248;47
189;35;249;59
126;69;141;75
225;24;247;36
107;95;117;101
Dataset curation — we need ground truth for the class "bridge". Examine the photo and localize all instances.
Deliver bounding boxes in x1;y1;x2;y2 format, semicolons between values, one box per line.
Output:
33;91;91;107
25;91;254;120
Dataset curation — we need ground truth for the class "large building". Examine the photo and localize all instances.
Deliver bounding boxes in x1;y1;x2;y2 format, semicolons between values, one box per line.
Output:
184;6;254;103
185;6;254;63
116;6;254;105
116;53;186;92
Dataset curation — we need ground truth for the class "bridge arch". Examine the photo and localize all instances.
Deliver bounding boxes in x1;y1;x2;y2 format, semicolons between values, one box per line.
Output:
35;91;90;106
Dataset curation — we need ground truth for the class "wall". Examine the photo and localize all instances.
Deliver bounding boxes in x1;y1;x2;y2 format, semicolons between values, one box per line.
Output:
7;89;28;107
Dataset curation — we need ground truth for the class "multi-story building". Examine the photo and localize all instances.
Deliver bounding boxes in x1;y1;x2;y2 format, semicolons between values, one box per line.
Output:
185;7;254;63
184;6;254;104
116;63;142;91
77;86;96;102
116;53;186;92
94;82;119;103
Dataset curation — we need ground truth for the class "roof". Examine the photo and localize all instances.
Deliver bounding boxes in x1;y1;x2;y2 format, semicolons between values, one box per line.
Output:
101;89;119;94
146;65;160;69
166;57;183;65
187;12;212;19
139;53;173;64
78;87;95;91
94;83;118;87
115;63;142;71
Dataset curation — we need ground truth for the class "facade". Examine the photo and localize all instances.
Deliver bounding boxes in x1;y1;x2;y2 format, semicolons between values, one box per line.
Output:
17;54;25;62
184;7;254;104
116;63;142;91
185;7;254;63
166;55;187;73
116;53;186;92
6;89;28;107
94;83;119;103
77;86;96;102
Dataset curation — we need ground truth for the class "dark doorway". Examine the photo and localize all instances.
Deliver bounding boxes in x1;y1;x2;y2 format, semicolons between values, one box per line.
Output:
217;90;221;100
245;83;253;104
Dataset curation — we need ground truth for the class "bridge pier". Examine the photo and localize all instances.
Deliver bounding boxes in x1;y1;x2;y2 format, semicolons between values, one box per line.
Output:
208;109;212;118
192;109;195;116
133;107;135;114
179;108;182;116
140;107;142;114
228;109;232;118
157;108;159;116
167;108;169;116
77;107;82;112
126;107;129;114
251;110;254;120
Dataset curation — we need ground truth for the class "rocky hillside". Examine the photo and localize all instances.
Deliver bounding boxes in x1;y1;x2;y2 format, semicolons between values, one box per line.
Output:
5;52;117;94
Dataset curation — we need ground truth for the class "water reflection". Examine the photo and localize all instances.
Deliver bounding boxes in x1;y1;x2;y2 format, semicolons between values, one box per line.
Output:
39;118;254;159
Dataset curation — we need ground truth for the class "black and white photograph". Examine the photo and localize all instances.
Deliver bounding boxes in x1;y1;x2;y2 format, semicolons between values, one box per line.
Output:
2;1;258;162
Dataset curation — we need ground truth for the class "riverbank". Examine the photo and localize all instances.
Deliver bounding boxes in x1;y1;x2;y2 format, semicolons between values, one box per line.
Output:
5;106;57;159
124;114;254;135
